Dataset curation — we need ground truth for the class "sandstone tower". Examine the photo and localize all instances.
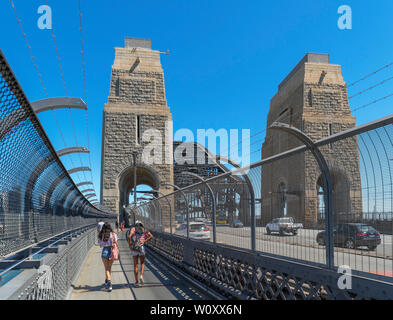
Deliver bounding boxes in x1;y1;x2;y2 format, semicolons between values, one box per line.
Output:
261;53;362;227
100;38;173;225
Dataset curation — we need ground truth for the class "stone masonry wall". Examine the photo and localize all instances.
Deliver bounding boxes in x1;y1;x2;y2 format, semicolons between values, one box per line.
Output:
261;56;362;228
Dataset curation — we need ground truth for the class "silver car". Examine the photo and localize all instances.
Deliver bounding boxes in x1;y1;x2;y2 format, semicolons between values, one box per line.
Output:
175;222;211;240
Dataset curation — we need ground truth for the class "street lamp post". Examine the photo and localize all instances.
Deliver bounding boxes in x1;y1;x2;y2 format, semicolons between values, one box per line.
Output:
132;151;138;207
123;203;134;226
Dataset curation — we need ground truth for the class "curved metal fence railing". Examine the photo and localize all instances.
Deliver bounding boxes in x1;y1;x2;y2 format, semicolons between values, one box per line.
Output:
0;51;115;258
134;114;393;280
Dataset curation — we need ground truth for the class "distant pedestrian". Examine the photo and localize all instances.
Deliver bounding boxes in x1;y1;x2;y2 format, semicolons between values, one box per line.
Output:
115;220;119;232
98;222;118;292
128;221;152;287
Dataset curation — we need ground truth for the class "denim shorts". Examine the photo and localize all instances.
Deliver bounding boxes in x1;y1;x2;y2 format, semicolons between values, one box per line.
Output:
130;245;145;257
101;247;112;259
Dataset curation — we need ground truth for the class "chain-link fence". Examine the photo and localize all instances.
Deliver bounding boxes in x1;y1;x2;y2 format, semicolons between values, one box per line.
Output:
135;115;393;279
7;226;97;300
0;50;115;259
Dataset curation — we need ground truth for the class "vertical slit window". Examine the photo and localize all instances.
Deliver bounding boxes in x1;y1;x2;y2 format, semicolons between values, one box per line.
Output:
115;78;120;97
137;115;141;144
329;123;333;149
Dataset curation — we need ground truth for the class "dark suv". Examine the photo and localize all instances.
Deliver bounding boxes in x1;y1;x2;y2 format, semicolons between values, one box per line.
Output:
316;223;381;251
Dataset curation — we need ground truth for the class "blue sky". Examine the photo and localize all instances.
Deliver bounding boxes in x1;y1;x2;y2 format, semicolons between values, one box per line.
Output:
1;0;393;201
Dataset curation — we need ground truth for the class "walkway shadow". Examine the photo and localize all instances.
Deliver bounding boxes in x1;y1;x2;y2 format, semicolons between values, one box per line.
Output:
71;283;133;293
116;232;204;300
140;255;200;300
71;284;105;293
132;283;180;289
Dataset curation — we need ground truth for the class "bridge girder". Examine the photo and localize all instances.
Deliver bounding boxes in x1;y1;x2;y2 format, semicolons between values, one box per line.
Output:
24;149;92;214
68;166;92;175
57;146;90;157
30;97;87;114
76;181;94;188
81;188;95;194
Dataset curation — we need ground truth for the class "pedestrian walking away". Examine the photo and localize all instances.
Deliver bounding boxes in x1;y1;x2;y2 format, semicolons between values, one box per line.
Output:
98;222;119;292
128;221;153;287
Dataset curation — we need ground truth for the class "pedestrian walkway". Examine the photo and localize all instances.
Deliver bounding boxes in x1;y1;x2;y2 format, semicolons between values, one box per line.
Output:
71;230;206;300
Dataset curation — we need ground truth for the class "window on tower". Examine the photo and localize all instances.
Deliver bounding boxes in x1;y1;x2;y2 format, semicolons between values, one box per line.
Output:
115;78;120;96
136;115;141;144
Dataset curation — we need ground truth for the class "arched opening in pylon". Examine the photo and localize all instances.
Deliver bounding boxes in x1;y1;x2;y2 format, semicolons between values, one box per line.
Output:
118;165;160;226
316;169;351;223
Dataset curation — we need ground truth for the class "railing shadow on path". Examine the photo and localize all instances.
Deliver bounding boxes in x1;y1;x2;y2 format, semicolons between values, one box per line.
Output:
116;231;206;300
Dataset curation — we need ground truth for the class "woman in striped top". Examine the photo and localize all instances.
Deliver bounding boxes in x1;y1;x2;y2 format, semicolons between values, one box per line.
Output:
98;222;118;292
128;221;152;287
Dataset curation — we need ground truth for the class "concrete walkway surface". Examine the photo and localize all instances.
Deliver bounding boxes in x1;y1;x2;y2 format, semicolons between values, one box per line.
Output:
71;231;206;300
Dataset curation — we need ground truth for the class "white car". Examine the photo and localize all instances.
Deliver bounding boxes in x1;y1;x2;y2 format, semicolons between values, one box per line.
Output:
175;222;211;240
266;217;303;236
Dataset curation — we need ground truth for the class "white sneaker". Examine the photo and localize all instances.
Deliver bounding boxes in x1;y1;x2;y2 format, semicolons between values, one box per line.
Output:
140;276;144;285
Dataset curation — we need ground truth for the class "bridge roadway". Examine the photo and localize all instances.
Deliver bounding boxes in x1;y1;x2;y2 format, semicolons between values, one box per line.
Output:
212;226;393;276
71;230;208;300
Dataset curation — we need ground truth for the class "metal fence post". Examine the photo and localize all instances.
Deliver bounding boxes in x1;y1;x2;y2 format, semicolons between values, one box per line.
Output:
151;189;173;234
180;172;217;244
215;156;256;251
169;199;173;234
151;199;163;231
161;182;190;239
270;122;334;269
185;192;190;239
250;185;256;252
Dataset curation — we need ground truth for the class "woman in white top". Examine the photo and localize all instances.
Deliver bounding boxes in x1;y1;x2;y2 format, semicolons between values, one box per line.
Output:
98;222;118;292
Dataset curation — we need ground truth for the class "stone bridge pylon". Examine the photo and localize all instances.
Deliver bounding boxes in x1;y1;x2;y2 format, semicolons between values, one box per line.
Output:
261;53;362;227
100;37;174;225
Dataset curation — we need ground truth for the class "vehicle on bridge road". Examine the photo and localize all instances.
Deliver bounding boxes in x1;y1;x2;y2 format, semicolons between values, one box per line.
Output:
230;219;244;228
175;222;211;240
266;217;303;236
316;223;381;251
